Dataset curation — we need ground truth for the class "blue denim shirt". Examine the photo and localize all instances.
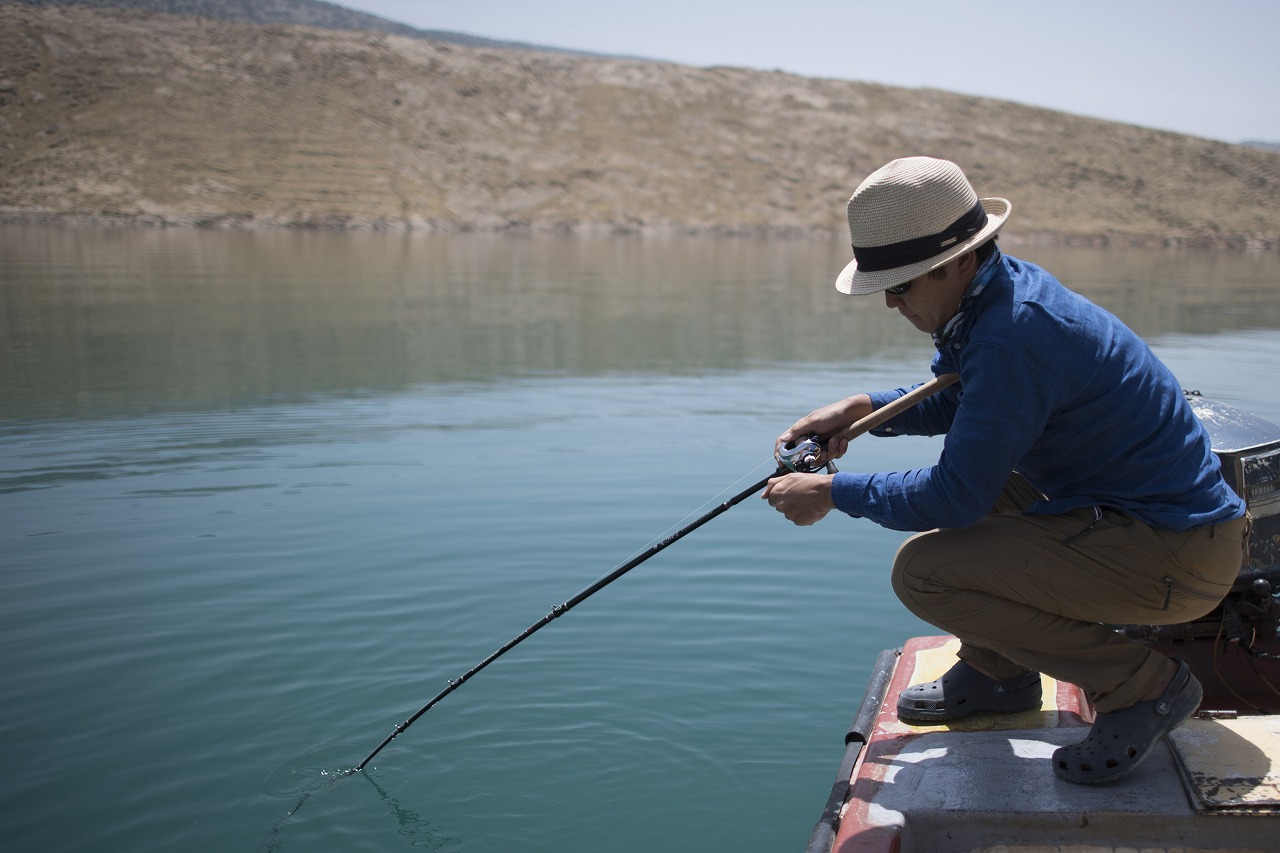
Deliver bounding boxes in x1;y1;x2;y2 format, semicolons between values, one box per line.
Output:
830;252;1247;532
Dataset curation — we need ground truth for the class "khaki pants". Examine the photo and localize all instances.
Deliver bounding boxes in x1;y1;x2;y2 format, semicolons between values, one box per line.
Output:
891;474;1250;712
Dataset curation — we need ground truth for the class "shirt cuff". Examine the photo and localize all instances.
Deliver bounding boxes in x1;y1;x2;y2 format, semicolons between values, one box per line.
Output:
830;471;868;517
866;390;908;435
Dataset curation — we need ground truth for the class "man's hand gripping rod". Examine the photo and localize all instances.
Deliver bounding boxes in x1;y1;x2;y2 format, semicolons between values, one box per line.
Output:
776;373;960;473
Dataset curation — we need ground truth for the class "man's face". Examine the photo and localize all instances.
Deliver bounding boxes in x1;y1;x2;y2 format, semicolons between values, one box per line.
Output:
883;257;973;334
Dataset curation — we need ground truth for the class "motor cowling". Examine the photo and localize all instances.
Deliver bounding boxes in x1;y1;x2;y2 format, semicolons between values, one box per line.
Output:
1185;391;1280;592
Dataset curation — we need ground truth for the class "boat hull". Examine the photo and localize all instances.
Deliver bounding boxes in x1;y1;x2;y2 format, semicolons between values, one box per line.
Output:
808;635;1280;853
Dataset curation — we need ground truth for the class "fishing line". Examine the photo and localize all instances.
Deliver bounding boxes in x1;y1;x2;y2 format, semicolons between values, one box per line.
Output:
261;462;786;843
260;767;360;853
350;375;955;773
267;372;956;836
629;457;781;548
352;464;787;774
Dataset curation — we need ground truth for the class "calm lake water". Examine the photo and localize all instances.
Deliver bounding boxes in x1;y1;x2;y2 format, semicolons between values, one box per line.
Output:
2;225;1278;852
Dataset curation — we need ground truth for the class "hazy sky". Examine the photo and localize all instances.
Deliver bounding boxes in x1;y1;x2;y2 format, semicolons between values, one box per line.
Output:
340;0;1279;144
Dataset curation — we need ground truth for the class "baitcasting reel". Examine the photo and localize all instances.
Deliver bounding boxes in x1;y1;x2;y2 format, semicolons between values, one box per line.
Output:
776;436;838;474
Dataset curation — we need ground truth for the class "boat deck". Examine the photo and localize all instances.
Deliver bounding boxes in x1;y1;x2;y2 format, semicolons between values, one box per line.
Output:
811;635;1280;853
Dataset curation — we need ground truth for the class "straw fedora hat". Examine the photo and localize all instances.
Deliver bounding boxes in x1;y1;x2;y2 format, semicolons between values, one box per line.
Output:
835;157;1011;295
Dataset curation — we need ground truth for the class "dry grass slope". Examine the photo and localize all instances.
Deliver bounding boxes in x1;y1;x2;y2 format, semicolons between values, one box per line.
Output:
1;4;1278;247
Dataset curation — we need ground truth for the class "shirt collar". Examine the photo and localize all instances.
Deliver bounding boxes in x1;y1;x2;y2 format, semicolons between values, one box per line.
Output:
933;249;1002;350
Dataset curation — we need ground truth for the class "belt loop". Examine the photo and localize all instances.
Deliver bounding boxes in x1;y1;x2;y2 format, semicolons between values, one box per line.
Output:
1059;505;1104;547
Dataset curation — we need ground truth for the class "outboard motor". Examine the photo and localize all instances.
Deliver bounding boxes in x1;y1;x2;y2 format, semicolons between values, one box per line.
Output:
1123;392;1280;712
1188;391;1280;600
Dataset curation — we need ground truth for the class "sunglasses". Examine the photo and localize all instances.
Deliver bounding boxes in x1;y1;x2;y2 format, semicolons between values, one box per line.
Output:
885;280;912;295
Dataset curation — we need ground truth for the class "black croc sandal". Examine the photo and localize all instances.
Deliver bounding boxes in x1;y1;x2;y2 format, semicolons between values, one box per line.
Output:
896;660;1042;723
1053;657;1202;785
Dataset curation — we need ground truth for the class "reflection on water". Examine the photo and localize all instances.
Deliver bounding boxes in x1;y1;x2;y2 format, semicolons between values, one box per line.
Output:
0;226;1278;853
1021;244;1280;338
3;226;1278;420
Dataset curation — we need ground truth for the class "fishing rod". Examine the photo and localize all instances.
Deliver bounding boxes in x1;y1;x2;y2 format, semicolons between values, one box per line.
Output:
354;466;780;770
354;372;959;772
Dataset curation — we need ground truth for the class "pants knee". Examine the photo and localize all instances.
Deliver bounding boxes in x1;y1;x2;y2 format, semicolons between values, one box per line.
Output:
891;531;941;618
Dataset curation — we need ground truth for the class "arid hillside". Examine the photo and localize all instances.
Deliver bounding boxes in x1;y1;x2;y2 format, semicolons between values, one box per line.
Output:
1;4;1278;247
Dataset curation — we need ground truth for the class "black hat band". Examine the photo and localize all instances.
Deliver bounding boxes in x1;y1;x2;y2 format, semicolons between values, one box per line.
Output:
852;201;988;273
